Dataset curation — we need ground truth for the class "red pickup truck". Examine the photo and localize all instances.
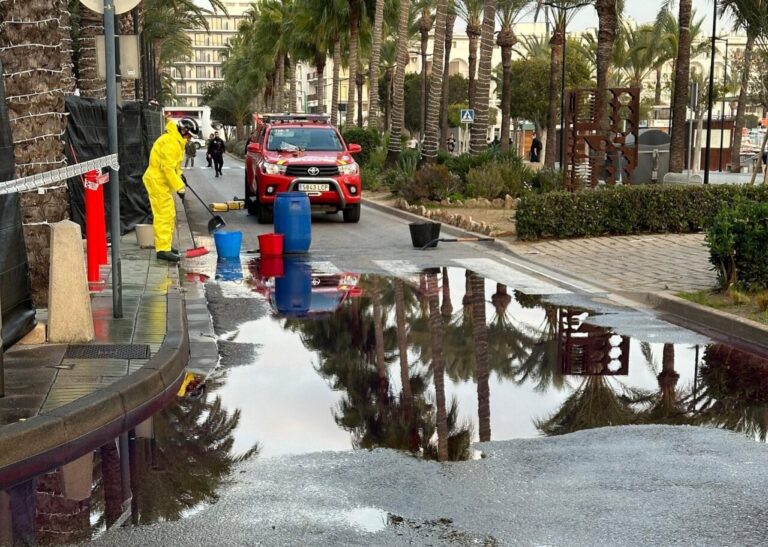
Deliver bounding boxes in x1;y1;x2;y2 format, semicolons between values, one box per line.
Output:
244;114;363;224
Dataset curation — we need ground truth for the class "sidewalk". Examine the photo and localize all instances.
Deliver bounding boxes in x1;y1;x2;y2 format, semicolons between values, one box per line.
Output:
0;210;195;486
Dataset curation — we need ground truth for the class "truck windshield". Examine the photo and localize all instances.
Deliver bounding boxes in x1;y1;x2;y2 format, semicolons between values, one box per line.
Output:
267;128;344;152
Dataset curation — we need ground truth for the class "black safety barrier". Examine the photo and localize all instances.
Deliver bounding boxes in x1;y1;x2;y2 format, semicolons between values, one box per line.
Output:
0;62;35;349
65;97;163;234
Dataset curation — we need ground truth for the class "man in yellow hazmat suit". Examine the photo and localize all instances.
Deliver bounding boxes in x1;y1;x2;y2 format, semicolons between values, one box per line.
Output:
143;117;197;262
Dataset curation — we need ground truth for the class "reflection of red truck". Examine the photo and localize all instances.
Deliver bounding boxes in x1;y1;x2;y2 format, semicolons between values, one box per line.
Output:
244;114;363;224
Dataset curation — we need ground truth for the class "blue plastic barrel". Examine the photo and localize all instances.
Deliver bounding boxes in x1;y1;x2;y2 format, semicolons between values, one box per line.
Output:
274;192;311;253
274;258;311;316
213;230;242;259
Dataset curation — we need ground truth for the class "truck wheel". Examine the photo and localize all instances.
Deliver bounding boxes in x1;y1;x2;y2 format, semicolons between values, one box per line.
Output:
343;204;361;223
257;202;274;224
245;174;258;216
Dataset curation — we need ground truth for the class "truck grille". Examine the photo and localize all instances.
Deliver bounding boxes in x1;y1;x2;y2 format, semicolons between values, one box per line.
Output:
285;165;340;177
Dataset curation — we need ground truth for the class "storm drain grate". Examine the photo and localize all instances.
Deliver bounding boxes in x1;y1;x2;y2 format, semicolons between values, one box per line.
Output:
65;344;151;360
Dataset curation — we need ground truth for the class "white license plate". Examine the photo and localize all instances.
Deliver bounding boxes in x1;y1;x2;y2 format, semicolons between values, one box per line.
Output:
297;183;330;192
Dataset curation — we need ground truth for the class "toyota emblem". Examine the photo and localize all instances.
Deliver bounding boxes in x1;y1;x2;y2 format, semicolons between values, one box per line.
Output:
307;167;320;176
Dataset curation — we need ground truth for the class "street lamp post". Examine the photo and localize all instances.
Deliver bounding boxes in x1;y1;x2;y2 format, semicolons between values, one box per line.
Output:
703;0;718;185
719;39;729;171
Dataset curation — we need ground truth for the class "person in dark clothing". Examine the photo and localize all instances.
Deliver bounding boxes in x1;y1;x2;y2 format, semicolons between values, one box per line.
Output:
529;132;543;163
205;133;214;167
207;131;225;177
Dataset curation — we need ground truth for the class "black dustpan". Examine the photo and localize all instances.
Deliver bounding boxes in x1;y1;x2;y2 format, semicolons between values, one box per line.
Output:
185;182;227;233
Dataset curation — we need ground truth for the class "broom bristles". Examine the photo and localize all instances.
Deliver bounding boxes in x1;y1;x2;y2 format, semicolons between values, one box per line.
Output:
185;247;209;258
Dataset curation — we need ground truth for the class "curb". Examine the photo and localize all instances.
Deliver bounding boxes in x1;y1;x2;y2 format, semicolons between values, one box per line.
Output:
363;197;768;351
0;286;190;490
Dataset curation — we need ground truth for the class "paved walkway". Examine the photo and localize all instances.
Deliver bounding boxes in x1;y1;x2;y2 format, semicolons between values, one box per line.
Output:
0;238;176;426
513;233;715;293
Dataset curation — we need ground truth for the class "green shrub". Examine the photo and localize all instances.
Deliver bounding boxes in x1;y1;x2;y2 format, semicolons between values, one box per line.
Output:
707;199;768;290
226;139;247;157
530;167;564;193
401;164;461;203
360;165;383;192
398;149;420;180
341;127;380;166
516;184;768;241
466;161;532;199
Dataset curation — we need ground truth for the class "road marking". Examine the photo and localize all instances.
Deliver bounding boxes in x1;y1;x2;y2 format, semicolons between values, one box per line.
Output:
451;258;571;295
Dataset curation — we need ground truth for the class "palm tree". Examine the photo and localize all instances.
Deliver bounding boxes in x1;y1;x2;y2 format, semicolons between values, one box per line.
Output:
468;0;497;153
619;23;657;88
420;0;450;163
0;0;75;306
416;1;435;138
367;0;387;129
469;273;491;441
386;0;413;165
425;271;449;461
594;0;619;132
496;0;529;152
345;0;363;127
76;6;106;98
668;0;693;173
439;3;457;150
456;0;484;109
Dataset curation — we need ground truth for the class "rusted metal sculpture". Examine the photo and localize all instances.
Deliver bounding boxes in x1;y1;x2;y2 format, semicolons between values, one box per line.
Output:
563;87;640;191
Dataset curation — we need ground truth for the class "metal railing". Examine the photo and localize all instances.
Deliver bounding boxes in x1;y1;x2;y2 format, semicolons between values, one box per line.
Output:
0;154;119;195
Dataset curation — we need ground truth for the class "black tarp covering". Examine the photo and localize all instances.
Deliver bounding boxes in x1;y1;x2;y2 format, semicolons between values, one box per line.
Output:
65;97;163;234
0;62;35;348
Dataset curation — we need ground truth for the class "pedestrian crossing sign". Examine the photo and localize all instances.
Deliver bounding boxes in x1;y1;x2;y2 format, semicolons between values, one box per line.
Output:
460;109;475;124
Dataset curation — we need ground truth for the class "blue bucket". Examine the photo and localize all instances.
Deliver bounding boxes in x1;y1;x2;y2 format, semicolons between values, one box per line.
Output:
213;230;242;259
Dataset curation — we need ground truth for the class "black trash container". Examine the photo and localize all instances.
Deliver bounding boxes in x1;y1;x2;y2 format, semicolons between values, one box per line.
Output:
409;221;441;248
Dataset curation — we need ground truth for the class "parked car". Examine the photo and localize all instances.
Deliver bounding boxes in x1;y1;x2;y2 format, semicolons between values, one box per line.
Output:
244;114;363;224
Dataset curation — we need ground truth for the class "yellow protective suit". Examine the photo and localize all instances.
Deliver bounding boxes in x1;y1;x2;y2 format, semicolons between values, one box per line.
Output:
143;120;186;252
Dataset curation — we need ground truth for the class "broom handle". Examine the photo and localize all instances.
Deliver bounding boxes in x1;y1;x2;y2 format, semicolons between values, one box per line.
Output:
184;182;217;218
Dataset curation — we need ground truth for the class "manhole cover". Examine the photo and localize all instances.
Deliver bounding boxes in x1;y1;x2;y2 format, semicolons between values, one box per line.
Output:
64;344;150;360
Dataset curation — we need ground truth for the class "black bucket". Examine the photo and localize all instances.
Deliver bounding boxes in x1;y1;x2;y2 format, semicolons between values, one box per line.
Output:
409;221;441;248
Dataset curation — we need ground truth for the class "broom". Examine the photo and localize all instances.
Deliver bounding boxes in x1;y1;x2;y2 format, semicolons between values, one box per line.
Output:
182;198;209;258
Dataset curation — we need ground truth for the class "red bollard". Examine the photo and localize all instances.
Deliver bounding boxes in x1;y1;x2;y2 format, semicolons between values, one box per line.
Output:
84;170;108;287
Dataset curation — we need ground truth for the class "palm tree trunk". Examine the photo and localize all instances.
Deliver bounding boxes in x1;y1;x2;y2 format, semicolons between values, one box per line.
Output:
372;290;388;401
331;38;341;126
419;13;432;139
692;108;704;173
1;0;74;307
426;272;449;462
386;0;412;166
497;24;517;153
275;54;285;112
440;267;453;317
469;1;498;154
356;71;364;127
345;0;361;128
395;280;413;411
367;0;386;130
385;66;393;131
440;13;456;151
288;56;297;112
594;0;617;133
654;65;662;105
669;0;693;172
658;343;679;413
77;6;106;98
544;24;564;167
730;34;754;172
101;441;123;527
315;54;326;114
470;273;491;442
467;29;480;109
421;0;449;163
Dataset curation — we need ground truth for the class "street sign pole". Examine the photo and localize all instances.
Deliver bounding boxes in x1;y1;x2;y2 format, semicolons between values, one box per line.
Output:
104;0;123;318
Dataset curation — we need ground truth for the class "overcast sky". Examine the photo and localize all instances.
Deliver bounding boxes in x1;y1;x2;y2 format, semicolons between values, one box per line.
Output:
535;0;729;33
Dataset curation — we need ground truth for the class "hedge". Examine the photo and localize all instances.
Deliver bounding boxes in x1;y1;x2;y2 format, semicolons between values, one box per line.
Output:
515;184;768;240
707;199;768;290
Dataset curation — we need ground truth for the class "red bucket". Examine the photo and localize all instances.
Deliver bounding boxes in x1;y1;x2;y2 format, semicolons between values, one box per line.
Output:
259;257;284;278
258;233;284;256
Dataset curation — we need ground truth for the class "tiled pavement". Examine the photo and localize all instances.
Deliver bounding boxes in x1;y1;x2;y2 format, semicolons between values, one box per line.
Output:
0;237;179;425
513;233;716;293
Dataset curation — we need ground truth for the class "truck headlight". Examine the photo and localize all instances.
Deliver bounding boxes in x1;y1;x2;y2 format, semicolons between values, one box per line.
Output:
338;163;358;175
263;162;287;175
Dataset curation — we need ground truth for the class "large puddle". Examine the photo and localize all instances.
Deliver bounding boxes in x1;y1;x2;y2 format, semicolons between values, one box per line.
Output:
4;258;768;544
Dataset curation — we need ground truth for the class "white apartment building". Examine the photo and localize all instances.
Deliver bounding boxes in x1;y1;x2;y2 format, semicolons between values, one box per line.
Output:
169;1;250;107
